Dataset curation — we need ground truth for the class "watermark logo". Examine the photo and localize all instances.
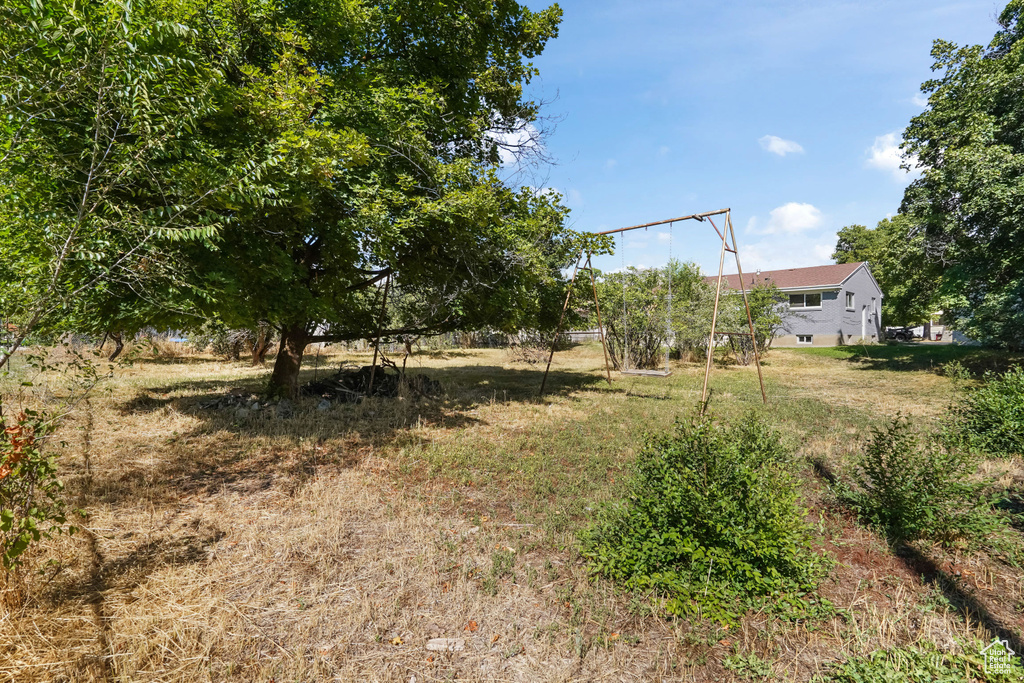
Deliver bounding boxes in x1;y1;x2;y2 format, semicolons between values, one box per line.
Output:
982;637;1018;675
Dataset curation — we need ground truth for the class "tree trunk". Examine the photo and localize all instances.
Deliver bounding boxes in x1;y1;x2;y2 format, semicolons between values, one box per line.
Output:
269;325;308;398
108;332;124;361
252;325;272;366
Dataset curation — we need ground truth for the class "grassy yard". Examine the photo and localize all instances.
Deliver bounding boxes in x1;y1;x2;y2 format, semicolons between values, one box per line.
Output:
1;342;1022;681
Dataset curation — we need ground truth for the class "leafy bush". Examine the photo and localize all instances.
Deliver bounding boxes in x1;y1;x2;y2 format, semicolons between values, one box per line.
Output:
1;347;99;570
949;365;1024;458
598;266;674;370
717;283;785;365
0;409;75;568
581;414;828;624
838;415;1002;546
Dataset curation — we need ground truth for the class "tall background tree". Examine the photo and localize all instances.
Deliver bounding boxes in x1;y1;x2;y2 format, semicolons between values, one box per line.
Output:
832;217;941;327
896;0;1024;348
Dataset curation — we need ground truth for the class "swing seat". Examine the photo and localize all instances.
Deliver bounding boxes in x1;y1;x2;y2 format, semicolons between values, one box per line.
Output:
620;369;672;377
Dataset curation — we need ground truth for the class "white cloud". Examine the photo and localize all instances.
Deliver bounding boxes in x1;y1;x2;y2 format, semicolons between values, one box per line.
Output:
748;202;823;235
488;122;542;166
866;132;920;181
658;145;670;157
911;93;928;108
735;232;838;272
812;242;835;262
607;264;651;274
605;158;618;170
758;135;804;156
656;231;672;243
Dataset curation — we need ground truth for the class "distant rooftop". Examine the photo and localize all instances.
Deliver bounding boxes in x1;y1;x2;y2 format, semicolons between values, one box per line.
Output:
705;262;865;290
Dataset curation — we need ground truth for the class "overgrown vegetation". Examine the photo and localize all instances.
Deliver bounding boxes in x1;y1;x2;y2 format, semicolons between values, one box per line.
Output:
949;364;1024;458
2;344;1022;680
837;414;1003;546
0;346;106;569
581;413;829;624
505;329;571;364
816;641;1021;682
597;263;697;370
718;282;785;365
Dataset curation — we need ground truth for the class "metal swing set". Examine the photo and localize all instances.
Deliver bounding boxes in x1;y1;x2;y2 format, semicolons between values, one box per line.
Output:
539;208;767;411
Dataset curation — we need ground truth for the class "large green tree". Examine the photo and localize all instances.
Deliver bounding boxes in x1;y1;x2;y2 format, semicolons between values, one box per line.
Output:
831;224;880;265
899;0;1024;348
832;217;940;327
0;0;257;367
130;0;588;397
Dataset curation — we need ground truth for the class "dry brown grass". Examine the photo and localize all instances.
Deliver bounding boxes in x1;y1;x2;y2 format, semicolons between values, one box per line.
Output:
1;344;1021;681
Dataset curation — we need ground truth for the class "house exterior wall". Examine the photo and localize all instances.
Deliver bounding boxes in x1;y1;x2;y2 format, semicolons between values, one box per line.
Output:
773;265;883;347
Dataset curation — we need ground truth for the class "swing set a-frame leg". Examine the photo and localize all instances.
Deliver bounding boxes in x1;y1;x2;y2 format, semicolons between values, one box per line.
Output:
701;216;729;415
539;254;582;397
539;252;614;396
700;210;768;415
729;213;768;405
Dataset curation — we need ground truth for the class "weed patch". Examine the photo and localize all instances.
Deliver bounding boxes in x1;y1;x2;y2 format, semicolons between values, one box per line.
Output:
723;651;773;679
0;410;74;568
815;641;1022;682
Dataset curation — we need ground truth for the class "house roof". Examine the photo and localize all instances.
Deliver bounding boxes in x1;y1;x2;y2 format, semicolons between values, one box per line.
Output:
704;262;866;291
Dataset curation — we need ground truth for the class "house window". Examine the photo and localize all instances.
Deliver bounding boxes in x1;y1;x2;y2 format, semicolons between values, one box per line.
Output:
788;293;822;309
797;335;813;344
846;292;855;310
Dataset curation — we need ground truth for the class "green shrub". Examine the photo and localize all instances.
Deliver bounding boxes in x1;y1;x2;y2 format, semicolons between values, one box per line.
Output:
0;409;75;568
839;415;1002;546
949;365;1024;458
581;414;828;624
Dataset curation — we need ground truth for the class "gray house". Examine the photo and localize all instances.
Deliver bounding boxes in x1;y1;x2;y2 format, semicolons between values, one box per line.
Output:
713;262;883;347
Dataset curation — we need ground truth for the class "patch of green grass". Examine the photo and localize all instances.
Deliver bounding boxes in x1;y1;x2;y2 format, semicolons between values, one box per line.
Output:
396;346;873;524
790;344;1021;374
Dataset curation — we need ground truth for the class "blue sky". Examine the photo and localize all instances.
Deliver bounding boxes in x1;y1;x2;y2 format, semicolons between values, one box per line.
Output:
513;0;1003;275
